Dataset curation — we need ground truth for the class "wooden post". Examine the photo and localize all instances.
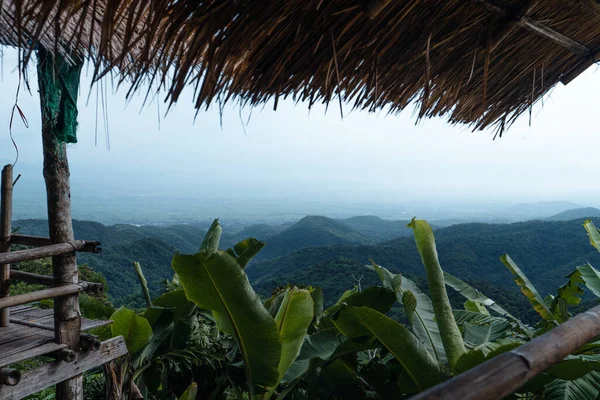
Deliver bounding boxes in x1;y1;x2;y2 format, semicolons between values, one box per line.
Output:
0;165;13;327
37;47;84;400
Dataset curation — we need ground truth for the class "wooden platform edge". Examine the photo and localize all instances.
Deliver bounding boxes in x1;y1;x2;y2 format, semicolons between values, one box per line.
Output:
0;336;128;400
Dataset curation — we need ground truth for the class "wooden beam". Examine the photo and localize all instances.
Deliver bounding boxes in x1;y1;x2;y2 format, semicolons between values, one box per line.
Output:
0;337;128;400
0;241;94;267
561;50;600;85
0;284;85;309
10;270;104;295
11;235;101;253
519;16;589;55
0;165;13;327
38;46;84;400
475;0;591;55
412;303;600;400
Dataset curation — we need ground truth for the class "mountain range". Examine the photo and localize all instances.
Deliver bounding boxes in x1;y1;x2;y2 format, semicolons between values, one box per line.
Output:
12;210;600;312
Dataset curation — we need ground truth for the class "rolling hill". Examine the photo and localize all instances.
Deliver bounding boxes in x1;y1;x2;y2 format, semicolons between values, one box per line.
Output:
253;215;372;260
336;215;413;242
248;218;600;298
544;207;600;221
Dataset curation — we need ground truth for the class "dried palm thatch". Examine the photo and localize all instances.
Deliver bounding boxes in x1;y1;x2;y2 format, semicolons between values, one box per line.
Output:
1;0;600;133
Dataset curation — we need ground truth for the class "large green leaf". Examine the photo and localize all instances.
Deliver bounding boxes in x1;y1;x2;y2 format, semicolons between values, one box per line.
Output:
543;371;600;400
464;300;489;315
152;290;198;348
327;286;395;315
199;219;222;253
110;306;153;355
577;263;600;298
550;269;585;322
273;287;314;385
462;320;508;348
79;294;115;320
408;218;466;367
226;238;265;269
136;308;174;368
546;354;600;381
501;254;555;322
370;263;447;363
453;310;508;326
284;328;343;382
445;272;532;337
331;305;447;390
178;383;198;400
172;251;281;387
584;219;600;252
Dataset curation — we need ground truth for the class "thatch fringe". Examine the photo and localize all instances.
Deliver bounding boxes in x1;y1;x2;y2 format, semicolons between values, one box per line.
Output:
1;0;599;131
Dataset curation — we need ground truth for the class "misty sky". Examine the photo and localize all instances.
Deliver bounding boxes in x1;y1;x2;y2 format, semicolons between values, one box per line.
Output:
0;47;599;211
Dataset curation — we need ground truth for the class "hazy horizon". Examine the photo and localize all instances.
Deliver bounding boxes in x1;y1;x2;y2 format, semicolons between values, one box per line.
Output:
2;47;600;223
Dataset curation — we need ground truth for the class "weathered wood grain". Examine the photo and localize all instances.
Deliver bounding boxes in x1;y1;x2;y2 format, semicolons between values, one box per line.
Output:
0;337;128;400
413;303;600;400
0;241;94;266
1;165;13;326
10;270;104;294
10;235;100;253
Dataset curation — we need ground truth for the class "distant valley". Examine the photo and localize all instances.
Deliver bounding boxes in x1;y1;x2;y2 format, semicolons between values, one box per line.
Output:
12;207;600;317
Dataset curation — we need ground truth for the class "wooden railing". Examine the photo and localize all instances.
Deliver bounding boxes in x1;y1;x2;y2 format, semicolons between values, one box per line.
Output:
0;164;104;326
413;305;600;399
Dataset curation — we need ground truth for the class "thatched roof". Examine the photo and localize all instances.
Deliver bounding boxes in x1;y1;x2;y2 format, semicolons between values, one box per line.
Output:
2;0;600;134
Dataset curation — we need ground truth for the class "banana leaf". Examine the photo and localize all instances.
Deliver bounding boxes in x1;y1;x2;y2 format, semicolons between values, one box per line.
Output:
225;238;265;269
370;263;447;363
584;219;600;252
577;263;600;299
110;306;153;355
462;320;509;348
178;383;198;400
542;371;600;400
272;287;314;387
172;251;281;388
501;254;555;322
331;305;448;391
199;219;222;253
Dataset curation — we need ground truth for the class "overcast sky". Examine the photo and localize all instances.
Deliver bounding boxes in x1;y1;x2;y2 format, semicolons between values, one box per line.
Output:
1;47;599;211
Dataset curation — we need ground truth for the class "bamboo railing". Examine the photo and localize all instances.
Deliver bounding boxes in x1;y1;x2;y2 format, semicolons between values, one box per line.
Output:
413;304;600;399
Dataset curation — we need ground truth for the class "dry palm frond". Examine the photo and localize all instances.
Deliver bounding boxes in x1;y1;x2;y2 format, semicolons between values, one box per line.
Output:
1;0;599;131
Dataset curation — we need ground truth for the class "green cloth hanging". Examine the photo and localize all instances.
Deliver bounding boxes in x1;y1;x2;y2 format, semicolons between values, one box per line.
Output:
37;48;83;144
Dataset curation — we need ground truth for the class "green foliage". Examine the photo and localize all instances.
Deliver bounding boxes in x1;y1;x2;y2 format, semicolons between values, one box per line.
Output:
331;305;447;390
110;307;153;355
173;251;281;389
501;254;555;322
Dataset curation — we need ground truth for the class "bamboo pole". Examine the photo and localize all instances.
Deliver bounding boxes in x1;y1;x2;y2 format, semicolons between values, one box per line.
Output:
412;303;600;400
10;270;104;295
38;47;84;400
11;235;101;253
0;241;97;265
0;165;13;327
0;284;84;309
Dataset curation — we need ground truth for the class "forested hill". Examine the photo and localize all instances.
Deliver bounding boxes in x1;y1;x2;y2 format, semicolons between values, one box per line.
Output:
544;207;600;221
248;218;600;298
11;215;399;303
13;217;600;309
